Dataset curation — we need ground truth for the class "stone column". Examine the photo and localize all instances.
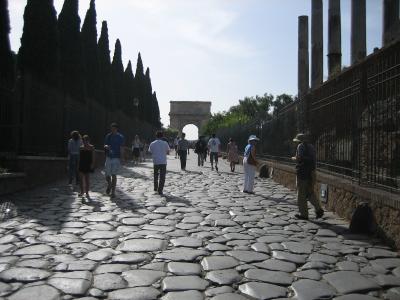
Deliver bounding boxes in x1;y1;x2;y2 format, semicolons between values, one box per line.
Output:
311;0;323;89
382;0;400;46
328;0;342;77
351;0;366;64
298;16;309;98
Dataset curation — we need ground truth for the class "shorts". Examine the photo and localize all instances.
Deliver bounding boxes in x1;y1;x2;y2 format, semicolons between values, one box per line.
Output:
210;152;219;163
105;157;121;176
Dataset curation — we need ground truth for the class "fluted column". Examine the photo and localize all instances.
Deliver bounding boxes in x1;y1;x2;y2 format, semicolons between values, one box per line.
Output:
382;0;400;46
351;0;366;64
311;0;323;89
328;0;342;77
298;15;309;98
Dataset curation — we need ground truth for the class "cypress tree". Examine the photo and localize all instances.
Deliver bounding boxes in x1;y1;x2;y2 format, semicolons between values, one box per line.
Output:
18;0;59;86
98;21;115;109
58;0;85;100
152;91;161;128
144;67;153;123
111;39;124;111
0;0;15;89
81;0;99;101
124;60;136;117
134;52;146;119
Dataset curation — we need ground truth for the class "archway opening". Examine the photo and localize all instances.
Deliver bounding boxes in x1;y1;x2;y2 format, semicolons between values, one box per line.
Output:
182;124;199;141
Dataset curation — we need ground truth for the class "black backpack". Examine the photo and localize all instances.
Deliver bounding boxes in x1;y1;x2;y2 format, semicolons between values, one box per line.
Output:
349;202;375;234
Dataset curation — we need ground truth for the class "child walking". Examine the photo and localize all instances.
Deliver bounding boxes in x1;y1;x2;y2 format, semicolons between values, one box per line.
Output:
78;135;95;198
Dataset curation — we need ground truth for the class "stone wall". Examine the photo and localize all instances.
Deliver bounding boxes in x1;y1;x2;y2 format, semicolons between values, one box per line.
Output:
0;150;110;196
261;159;400;249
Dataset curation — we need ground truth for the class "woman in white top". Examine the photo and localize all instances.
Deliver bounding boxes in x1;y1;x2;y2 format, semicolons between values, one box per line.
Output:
132;135;141;165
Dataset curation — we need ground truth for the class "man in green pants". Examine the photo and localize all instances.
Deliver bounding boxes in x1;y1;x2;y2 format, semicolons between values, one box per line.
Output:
292;133;324;220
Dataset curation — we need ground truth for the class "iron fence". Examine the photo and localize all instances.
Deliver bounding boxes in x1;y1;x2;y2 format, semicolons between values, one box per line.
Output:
217;41;400;193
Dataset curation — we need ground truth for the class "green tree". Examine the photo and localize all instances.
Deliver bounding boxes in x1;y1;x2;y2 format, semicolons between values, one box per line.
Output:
18;0;59;86
152;91;161;128
111;39;124;111
144;67;154;123
0;0;15;89
58;0;85;100
272;94;295;115
134;52;146;119
124;60;136;117
81;0;99;101
97;21;115;109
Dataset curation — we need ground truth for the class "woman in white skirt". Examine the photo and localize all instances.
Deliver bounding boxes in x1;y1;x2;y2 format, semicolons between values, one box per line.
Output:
243;135;259;194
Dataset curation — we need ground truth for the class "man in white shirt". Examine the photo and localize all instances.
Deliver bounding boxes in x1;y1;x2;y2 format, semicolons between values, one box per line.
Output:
149;131;170;195
208;133;221;171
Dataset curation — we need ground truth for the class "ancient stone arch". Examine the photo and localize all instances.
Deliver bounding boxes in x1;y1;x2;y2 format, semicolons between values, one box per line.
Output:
169;101;211;134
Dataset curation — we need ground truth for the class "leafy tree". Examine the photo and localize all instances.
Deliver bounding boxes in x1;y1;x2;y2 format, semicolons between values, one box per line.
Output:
97;21;115;109
0;0;15;89
58;0;85;100
18;0;59;86
111;39;124;110
81;0;99;101
272;94;295;115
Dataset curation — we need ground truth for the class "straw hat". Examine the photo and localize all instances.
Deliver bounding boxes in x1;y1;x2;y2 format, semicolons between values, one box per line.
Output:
248;135;260;142
293;133;310;143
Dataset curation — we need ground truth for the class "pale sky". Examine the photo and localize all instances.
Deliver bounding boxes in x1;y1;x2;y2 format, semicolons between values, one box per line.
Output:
9;0;382;139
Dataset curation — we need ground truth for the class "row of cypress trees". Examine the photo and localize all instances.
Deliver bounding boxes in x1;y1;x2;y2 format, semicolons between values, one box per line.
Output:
1;0;161;127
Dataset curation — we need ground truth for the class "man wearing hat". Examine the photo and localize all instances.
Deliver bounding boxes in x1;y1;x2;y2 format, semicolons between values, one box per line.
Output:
243;135;260;193
292;133;324;220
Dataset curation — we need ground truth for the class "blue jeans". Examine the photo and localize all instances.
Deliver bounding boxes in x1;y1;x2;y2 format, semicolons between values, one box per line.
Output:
68;154;79;184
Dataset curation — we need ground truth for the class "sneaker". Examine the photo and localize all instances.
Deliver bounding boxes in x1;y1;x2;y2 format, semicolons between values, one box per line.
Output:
316;209;324;219
295;214;308;220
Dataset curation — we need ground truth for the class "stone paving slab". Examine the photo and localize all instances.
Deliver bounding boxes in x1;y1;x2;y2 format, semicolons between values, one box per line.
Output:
0;153;399;299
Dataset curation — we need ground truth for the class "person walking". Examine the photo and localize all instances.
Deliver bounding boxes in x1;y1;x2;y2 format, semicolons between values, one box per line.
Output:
78;135;95;198
195;136;207;167
131;135;141;165
208;133;221;171
67;130;82;185
178;133;189;170
227;138;239;172
104;123;125;198
292;133;324;220
243;135;259;194
149;131;170;195
174;136;180;158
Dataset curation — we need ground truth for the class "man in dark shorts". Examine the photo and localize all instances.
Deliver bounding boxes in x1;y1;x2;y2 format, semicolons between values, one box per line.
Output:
104;123;125;198
208;133;221;171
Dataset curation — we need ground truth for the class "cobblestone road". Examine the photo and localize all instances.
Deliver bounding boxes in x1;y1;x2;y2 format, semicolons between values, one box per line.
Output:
0;153;400;300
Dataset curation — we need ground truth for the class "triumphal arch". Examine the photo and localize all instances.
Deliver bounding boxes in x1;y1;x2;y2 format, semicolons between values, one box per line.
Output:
169;101;211;133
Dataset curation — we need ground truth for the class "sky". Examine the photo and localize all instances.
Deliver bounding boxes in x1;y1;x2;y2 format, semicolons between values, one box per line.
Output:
8;0;383;139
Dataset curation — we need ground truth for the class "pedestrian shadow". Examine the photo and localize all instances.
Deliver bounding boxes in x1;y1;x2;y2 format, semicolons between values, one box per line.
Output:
0;182;77;231
164;194;192;206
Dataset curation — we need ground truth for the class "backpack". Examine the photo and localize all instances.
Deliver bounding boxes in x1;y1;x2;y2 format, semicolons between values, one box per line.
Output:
349;202;375;234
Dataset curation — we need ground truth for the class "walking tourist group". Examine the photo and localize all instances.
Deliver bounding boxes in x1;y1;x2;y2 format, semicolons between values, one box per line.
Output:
68;123;323;220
